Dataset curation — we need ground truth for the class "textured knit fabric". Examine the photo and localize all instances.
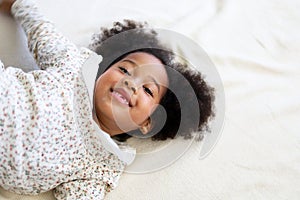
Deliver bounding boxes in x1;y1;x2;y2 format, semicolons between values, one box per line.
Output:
0;0;130;199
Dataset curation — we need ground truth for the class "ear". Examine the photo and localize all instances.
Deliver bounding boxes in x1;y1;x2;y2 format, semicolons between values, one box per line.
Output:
139;118;152;135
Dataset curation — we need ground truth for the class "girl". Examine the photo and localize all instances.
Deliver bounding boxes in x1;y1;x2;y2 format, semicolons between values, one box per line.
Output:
0;0;214;199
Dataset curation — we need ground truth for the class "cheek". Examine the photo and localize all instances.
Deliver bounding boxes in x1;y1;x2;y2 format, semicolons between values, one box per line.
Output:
98;71;113;84
97;70;121;89
94;72;115;103
132;90;166;123
131;97;157;121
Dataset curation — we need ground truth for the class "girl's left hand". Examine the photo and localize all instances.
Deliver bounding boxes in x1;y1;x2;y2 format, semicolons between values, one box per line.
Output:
0;0;16;15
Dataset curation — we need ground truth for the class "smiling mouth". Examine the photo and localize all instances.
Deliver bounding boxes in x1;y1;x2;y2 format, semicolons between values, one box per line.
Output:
110;88;132;107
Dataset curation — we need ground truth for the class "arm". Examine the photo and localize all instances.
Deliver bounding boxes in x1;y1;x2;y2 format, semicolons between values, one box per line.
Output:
7;0;81;71
53;161;125;200
53;179;109;200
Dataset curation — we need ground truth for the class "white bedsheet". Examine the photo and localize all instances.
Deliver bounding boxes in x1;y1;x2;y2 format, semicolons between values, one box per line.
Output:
0;0;299;199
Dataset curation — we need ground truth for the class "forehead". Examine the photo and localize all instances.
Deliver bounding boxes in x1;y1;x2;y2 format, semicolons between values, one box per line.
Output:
122;52;163;66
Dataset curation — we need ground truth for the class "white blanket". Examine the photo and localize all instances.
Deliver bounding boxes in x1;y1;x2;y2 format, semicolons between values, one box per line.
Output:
0;0;299;199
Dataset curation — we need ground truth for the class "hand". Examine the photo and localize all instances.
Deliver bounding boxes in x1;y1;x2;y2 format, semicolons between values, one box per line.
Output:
0;0;16;15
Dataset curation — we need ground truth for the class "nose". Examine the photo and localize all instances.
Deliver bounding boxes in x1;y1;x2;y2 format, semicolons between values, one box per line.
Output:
123;78;137;94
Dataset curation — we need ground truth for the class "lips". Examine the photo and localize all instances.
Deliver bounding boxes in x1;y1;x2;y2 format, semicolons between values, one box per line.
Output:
110;88;132;107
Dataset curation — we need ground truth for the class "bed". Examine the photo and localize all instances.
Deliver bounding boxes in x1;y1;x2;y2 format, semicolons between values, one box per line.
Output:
0;0;299;199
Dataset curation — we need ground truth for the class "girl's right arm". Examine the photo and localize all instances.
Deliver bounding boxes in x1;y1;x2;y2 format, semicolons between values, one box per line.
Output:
10;0;82;72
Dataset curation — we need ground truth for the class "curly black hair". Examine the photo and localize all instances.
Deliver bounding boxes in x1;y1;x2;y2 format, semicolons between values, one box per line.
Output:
89;20;215;142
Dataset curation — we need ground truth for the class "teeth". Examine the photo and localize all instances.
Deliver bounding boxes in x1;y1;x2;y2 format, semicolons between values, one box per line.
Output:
113;91;129;105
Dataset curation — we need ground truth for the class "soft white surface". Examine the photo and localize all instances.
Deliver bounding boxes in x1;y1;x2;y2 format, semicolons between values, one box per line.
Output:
0;0;300;199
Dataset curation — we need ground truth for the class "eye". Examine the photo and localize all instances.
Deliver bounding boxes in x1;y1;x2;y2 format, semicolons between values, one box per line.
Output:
143;86;153;97
118;67;131;75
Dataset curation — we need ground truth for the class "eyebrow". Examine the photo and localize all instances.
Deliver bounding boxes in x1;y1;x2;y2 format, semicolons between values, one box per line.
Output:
122;59;161;93
122;59;138;67
148;76;160;93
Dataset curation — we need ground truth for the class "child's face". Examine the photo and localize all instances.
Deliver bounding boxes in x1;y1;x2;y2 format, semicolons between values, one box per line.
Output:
94;52;169;136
